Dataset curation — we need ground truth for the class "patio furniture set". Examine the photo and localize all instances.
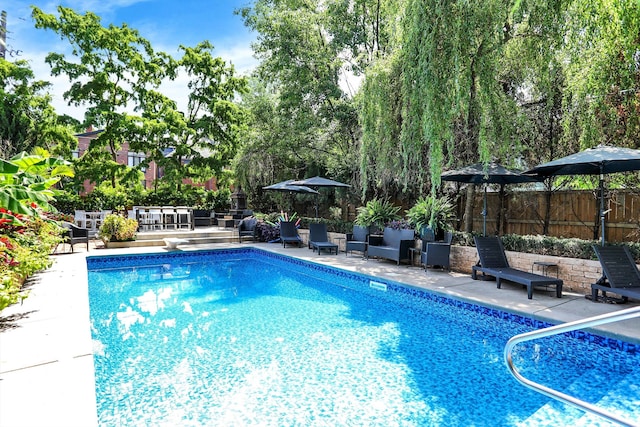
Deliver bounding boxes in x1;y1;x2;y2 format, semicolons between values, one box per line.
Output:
280;222;640;303
66;209;639;303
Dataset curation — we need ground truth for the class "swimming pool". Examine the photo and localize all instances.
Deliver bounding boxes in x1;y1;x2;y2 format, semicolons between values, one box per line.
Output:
87;248;640;426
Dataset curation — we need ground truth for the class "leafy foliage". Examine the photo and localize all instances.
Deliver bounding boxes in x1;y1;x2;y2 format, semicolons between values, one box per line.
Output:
98;214;138;242
32;6;171;188
354;198;401;228
139;41;248;189
237;2;361;203
0;58;77;158
0;210;63;310
32;7;247;191
406;196;456;233
0;149;73;218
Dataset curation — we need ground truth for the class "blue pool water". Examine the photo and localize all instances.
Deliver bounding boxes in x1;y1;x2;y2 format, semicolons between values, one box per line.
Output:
87;248;640;426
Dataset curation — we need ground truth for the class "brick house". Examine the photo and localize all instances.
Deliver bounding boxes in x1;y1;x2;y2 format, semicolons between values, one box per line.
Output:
74;127;217;194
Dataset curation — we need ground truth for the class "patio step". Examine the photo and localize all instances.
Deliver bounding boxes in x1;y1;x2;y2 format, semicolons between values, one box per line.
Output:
105;229;238;248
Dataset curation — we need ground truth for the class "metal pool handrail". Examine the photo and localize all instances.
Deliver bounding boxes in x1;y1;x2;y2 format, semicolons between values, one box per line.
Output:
504;306;640;427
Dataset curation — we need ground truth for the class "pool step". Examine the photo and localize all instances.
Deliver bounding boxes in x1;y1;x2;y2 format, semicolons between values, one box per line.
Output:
521;371;635;426
572;374;638;426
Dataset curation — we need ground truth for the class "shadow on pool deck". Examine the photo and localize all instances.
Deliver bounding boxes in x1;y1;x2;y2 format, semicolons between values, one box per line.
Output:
0;241;638;427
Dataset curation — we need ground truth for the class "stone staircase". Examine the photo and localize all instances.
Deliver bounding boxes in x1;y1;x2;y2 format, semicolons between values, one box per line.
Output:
104;227;238;248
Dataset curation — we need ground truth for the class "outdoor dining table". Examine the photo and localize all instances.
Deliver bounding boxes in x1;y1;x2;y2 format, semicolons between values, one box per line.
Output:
134;206;194;231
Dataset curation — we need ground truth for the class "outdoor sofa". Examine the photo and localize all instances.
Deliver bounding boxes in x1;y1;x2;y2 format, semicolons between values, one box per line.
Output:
367;227;414;265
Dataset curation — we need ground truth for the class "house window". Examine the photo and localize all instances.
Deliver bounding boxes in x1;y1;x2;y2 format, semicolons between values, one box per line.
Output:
71;150;79;159
128;152;146;171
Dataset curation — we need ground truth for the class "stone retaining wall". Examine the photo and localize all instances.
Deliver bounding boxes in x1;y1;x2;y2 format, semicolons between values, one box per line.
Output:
449;245;604;294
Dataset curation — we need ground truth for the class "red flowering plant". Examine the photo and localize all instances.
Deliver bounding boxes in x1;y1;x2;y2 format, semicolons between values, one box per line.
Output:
0;150;72;309
0;207;64;310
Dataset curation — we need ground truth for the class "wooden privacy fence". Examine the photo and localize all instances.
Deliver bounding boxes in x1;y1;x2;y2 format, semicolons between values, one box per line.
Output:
459;189;640;243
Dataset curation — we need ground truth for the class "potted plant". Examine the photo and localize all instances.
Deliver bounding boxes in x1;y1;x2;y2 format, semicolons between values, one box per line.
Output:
406;195;455;240
354;198;401;233
98;214;138;245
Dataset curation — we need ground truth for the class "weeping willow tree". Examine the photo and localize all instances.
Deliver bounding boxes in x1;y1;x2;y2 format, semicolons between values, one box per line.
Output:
359;0;582;230
360;0;528;229
358;53;405;199
561;0;640;149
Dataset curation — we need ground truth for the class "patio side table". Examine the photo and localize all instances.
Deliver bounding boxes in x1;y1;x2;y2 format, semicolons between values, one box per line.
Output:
532;261;559;277
409;247;421;267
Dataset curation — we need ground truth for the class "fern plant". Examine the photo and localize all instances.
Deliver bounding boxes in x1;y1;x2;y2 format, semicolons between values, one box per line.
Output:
354;198;401;229
406;196;455;235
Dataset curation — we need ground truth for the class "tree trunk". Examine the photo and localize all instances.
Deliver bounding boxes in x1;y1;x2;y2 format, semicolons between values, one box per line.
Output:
463;185;475;233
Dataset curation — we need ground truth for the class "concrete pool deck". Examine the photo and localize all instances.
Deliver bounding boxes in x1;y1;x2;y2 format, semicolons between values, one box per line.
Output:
1;241;639;427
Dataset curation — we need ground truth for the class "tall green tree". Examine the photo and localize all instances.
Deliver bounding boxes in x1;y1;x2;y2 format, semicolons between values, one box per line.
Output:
561;0;640;149
138;42;248;190
238;0;402;208
359;0;574;230
32;6;171;188
0;58;76;158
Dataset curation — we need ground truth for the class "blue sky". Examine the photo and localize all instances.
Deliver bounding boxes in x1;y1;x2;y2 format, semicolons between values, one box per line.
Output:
3;0;258;119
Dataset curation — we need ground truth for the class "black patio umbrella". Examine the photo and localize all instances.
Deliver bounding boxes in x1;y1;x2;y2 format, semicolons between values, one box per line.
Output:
291;176;351;188
263;180;319;194
524;145;640;246
291;176;351;217
441;162;540;236
263;180;319;212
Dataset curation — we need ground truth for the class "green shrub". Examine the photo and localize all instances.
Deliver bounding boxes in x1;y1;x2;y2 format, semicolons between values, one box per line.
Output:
0;213;63;310
98;214;138;242
50;190;82;214
455;232;640;262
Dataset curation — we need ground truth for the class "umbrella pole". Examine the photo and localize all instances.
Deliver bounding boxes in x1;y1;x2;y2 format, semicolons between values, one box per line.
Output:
482;185;488;237
599;171;605;247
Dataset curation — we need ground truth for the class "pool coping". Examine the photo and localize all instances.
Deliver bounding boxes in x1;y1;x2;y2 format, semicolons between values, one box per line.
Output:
1;242;639;427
